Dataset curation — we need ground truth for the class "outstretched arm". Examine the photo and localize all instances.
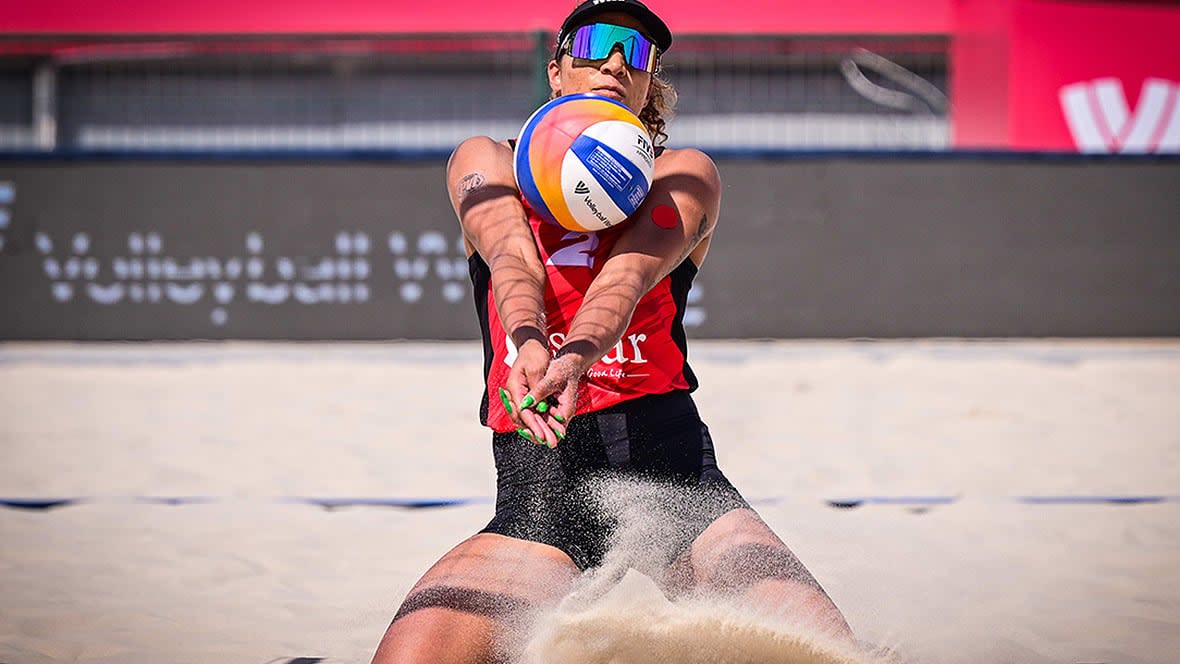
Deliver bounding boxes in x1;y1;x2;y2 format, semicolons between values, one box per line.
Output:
446;137;552;432
527;147;723;429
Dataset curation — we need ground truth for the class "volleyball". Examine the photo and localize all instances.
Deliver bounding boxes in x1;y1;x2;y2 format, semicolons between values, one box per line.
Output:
514;93;655;232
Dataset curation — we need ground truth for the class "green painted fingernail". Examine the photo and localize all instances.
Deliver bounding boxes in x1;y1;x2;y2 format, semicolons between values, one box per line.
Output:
553;428;565;440
536;401;549;413
520;394;536;409
553;413;566;423
516;428;535;443
499;388;513;415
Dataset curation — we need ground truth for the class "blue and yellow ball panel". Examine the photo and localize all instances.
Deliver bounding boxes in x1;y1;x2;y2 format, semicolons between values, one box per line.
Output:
514;93;653;232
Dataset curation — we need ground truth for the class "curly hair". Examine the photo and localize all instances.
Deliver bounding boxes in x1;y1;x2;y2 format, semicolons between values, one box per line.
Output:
549;60;678;147
638;74;677;147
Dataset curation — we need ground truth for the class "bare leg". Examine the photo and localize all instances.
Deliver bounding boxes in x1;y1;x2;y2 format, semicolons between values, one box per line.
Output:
667;508;854;640
371;533;580;664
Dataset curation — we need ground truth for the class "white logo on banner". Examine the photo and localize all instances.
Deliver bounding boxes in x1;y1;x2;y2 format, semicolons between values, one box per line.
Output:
14;227;469;327
1060;78;1180;154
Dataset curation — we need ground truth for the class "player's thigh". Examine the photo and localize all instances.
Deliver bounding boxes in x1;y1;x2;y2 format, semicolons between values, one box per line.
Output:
372;533;579;664
677;507;823;592
673;508;852;634
405;532;580;600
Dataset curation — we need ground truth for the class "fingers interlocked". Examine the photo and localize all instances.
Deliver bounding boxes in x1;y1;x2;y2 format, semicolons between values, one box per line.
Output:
501;387;569;448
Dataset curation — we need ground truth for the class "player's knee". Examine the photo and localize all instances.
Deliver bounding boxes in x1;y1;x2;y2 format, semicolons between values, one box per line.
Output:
704;542;825;595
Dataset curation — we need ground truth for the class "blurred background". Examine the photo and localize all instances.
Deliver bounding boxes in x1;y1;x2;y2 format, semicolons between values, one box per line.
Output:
1;0;1177;340
2;4;1178;663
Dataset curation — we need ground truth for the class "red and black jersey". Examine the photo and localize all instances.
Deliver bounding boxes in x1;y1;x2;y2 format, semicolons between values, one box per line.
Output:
469;195;700;433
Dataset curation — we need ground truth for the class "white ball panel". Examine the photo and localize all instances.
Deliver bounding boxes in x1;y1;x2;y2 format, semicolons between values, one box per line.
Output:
562;152;627;231
579;120;656;180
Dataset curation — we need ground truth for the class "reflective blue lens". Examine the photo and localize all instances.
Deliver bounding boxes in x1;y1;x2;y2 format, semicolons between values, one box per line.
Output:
567;23;658;72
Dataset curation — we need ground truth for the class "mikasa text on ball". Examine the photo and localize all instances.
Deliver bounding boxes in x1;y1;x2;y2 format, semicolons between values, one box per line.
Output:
514;93;655;232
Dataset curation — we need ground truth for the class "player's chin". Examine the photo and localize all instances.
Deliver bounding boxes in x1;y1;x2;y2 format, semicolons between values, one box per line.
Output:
590;88;625;101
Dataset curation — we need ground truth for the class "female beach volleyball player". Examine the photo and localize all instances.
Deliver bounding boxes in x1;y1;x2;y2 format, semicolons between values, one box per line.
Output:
371;1;853;661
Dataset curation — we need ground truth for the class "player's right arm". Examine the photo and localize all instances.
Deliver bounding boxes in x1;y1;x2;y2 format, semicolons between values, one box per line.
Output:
446;136;553;435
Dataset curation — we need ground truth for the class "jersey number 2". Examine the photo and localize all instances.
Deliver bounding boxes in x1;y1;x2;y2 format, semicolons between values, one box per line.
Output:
547;232;598;269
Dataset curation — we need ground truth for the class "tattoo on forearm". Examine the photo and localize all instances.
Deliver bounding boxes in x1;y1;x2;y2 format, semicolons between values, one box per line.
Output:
693;213;714;246
457;172;487;200
677;213;712;264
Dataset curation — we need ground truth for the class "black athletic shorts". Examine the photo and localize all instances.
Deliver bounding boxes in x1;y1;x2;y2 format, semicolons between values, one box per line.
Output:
481;390;750;571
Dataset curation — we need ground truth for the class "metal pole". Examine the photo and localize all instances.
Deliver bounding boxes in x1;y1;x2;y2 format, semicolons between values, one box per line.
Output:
32;62;58;151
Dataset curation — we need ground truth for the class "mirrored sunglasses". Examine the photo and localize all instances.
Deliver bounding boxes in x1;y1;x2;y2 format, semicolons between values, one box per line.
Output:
564;23;659;73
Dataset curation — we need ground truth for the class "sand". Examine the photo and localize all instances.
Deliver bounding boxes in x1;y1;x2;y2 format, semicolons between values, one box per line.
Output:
1;340;1177;663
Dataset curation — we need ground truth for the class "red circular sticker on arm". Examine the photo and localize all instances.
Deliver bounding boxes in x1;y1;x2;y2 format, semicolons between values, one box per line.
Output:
651;205;679;229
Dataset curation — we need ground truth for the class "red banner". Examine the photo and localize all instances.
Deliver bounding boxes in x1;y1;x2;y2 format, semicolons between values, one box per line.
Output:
953;0;1180;153
1013;0;1180;153
2;0;950;36
11;0;1180;153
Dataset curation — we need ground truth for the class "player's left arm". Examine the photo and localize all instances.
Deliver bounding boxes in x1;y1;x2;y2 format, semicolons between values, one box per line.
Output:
596;146;722;298
526;148;722;420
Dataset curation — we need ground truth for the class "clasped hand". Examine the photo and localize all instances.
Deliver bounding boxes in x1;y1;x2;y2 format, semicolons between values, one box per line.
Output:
499;338;582;448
